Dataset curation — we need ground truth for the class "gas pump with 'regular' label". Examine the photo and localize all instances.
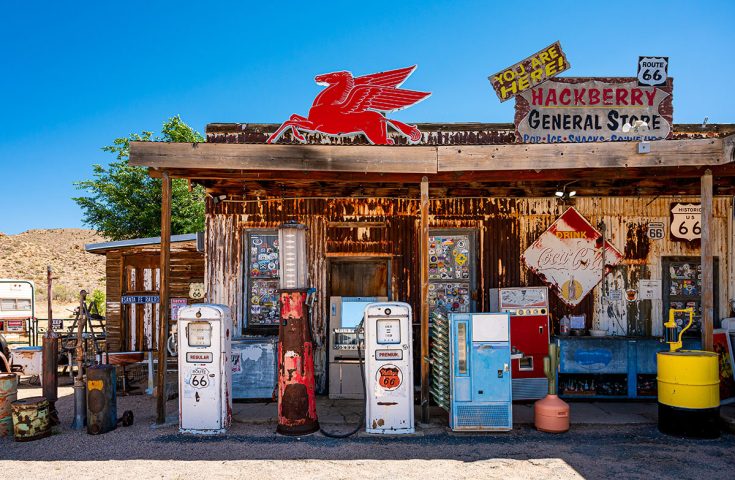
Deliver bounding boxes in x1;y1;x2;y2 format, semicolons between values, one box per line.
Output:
364;302;414;435
178;304;232;434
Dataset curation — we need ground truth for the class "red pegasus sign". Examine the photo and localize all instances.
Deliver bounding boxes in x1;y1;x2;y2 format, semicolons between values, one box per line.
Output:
267;65;431;145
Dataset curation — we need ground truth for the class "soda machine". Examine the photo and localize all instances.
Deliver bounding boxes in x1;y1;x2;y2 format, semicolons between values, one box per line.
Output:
491;287;550;400
449;312;512;431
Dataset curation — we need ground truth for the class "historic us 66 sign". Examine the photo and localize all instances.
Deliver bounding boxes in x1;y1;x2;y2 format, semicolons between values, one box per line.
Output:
670;203;701;242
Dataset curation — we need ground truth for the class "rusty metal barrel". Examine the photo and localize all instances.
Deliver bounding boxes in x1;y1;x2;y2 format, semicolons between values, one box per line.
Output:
11;396;51;441
0;373;19;437
86;364;117;435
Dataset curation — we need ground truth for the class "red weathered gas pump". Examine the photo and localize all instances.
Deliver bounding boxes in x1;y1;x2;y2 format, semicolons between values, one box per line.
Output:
275;222;319;435
276;290;318;435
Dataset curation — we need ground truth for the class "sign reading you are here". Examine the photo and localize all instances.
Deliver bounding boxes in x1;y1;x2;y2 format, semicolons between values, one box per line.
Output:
488;41;571;102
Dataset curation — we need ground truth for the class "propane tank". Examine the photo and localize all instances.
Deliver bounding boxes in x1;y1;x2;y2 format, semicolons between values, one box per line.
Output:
534;343;570;433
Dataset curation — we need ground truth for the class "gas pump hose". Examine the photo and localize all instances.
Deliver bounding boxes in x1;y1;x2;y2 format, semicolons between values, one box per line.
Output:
318;328;367;439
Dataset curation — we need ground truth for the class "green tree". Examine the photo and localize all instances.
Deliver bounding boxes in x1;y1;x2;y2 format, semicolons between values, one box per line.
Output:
74;116;205;240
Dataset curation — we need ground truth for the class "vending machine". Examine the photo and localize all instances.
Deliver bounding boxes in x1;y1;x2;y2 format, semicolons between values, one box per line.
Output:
491;287;550;400
363;302;414;435
178;304;232;435
449;312;512;432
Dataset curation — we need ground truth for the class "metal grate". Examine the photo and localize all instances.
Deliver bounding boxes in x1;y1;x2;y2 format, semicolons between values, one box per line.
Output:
512;378;548;400
455;403;512;429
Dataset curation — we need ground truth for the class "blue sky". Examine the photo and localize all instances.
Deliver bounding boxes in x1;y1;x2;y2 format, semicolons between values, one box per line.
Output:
1;1;733;235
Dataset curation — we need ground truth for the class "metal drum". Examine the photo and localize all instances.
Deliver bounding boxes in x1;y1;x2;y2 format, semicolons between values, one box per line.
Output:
86;364;117;435
657;350;720;438
11;396;51;441
0;373;19;437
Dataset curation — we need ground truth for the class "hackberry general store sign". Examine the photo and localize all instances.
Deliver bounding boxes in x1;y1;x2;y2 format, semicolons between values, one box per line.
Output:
514;77;673;143
522;207;623;307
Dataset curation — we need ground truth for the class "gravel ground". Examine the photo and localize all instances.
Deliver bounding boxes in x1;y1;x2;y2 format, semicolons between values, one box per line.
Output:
2;380;734;479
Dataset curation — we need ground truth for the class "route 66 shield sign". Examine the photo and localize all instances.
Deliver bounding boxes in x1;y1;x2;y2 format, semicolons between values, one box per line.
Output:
638;56;668;87
670;203;701;242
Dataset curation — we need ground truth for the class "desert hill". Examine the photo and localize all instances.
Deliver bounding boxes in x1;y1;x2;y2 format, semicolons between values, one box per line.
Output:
0;228;107;319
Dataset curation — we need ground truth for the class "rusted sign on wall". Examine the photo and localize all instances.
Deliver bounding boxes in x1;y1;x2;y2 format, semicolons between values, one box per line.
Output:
489;41;570;102
522;207;623;307
515;77;673;143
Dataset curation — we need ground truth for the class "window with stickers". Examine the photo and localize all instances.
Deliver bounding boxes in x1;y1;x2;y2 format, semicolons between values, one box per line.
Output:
245;231;281;330
427;231;476;315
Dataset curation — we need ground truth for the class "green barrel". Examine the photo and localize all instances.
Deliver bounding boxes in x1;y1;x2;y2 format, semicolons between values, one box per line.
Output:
11;396;51;442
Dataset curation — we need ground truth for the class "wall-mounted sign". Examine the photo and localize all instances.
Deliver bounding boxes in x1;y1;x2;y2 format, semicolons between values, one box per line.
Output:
267;66;431;145
121;295;159;304
638;279;661;300
522;207;623;307
189;282;205;300
514;77;673;143
637;56;668;87
6;320;25;332
647;221;665;240
488;41;571;102
171;298;188;321
670;203;701;242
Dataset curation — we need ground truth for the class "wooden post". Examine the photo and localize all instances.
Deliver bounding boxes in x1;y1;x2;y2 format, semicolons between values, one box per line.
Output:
156;171;172;424
701;169;714;351
419;177;430;424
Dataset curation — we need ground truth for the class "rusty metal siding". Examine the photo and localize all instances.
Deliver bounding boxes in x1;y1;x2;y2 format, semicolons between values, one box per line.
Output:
516;196;731;336
204;195;732;387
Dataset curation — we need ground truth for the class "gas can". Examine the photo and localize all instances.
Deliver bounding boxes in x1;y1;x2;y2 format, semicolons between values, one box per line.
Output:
86;364;117;435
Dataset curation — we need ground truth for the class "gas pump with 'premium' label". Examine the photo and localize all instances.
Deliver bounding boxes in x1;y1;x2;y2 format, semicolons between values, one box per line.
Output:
364;302;414;435
178;304;232;435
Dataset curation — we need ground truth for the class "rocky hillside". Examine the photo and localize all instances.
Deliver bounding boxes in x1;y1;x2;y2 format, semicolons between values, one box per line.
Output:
0;229;107;318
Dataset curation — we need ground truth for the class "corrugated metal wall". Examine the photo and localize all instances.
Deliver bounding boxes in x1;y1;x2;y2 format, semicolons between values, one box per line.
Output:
205;195;733;389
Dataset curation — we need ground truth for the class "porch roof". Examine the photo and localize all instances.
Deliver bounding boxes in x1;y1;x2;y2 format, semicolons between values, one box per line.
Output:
128;123;735;197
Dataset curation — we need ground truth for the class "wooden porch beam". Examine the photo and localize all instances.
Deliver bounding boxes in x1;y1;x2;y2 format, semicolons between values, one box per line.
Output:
130;142;438;174
419;176;430;424
438;137;727;172
701;169;714;351
156;171;172;424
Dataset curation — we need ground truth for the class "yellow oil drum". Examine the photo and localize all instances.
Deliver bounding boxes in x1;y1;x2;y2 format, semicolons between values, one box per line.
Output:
657;350;720;438
0;373;19;437
11;396;51;442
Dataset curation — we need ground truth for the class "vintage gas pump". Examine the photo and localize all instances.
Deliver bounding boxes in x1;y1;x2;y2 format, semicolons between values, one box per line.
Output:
177;304;232;435
363;302;414;435
449;312;512;432
276;222;319;435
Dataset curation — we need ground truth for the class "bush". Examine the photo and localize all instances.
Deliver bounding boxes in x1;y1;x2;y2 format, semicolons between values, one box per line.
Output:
91;289;106;316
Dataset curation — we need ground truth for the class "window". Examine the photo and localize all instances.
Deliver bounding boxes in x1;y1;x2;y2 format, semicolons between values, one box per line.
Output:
245;231;281;329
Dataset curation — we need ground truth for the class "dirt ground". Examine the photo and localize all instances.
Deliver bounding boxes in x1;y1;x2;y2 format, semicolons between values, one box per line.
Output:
2;379;734;480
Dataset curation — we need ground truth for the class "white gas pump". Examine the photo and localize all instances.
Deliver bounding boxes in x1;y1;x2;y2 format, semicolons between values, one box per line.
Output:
363;302;414;435
178;304;232;434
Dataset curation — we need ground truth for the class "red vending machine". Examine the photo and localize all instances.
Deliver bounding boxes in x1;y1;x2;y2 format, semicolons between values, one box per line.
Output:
491;287;550;400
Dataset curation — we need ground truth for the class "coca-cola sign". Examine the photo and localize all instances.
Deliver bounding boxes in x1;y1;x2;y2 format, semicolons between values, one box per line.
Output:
522;207;623;307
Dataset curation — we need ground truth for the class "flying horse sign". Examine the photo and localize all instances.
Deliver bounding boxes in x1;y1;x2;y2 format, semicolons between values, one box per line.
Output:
267;66;431;145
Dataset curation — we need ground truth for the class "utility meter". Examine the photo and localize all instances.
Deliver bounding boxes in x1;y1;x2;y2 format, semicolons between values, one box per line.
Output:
363;302;414;435
178;304;232;434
